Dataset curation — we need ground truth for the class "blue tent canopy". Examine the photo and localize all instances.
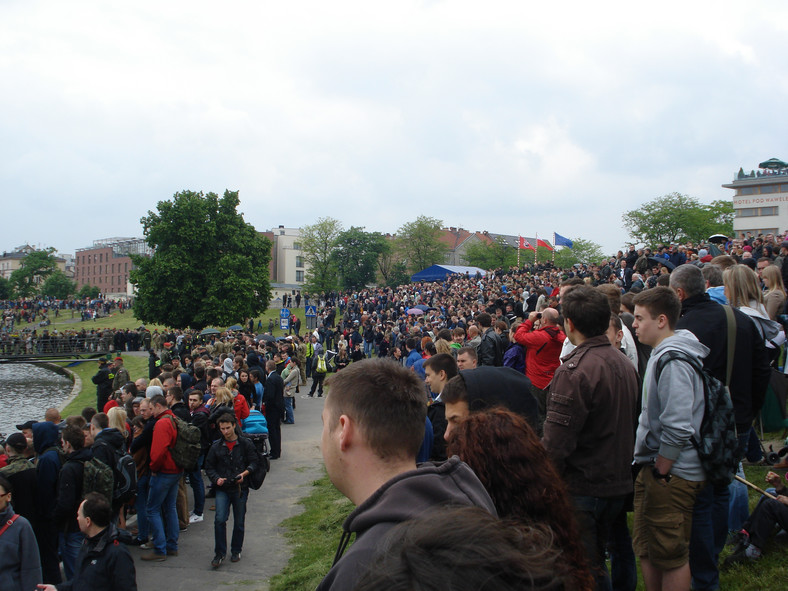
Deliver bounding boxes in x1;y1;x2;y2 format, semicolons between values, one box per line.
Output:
410;265;487;282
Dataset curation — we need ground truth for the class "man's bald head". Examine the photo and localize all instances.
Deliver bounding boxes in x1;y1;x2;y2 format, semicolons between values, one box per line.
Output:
541;308;559;325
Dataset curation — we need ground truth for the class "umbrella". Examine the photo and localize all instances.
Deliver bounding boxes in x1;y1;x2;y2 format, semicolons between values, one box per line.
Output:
257;333;276;343
414;304;430;312
708;234;728;244
759;158;788;170
226;324;243;331
407;308;424;316
200;328;220;335
647;256;676;271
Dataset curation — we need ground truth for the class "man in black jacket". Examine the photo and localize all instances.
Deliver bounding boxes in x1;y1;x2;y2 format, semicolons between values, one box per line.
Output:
91;358;113;411
475;313;503;367
204;412;258;568
264;360;285;459
39;492;137;591
670;264;771;591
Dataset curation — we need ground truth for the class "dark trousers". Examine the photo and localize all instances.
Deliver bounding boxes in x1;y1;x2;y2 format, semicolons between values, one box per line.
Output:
309;373;325;396
266;411;281;458
743;495;788;550
573;494;627;591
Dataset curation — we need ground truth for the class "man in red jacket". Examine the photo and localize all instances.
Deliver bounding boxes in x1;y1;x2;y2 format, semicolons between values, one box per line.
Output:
512;307;566;435
141;394;183;562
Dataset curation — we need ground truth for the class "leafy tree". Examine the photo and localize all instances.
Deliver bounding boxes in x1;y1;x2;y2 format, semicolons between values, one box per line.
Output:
396;216;448;273
553;238;606;268
462;236;517;270
0;276;12;300
302;217;343;294
10;248;57;297
131;190;272;330
376;239;410;286
331;227;386;291
622;193;734;246
77;284;101;299
40;270;76;299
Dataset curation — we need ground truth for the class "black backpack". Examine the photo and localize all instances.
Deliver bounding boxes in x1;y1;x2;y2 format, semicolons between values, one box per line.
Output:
94;441;137;503
242;434;270;490
655;351;738;487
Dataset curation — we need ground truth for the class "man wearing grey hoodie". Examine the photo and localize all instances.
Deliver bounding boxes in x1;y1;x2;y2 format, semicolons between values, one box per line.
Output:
632;287;708;591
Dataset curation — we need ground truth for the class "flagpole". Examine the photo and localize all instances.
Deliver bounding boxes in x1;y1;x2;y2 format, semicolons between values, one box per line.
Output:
552;232;556;265
534;233;538;266
517;235;521;269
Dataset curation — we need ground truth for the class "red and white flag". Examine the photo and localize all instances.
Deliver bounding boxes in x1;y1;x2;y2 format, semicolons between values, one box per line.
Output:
519;236;535;251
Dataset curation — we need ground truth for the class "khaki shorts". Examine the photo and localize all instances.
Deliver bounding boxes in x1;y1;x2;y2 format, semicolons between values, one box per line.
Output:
633;467;704;570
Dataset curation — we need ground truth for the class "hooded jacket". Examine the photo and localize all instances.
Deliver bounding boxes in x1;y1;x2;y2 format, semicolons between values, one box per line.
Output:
0;505;41;591
57;524;137;591
149;409;181;474
54;447;94;533
459;366;538;428
33;421;62;520
634;330;708;481
316;457;496;591
92;428;126;469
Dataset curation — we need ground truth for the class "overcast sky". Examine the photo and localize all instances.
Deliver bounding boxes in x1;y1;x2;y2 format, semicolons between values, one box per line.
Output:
2;0;787;257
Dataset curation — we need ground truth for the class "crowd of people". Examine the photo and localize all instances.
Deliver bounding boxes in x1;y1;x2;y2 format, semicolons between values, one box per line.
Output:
2;230;788;590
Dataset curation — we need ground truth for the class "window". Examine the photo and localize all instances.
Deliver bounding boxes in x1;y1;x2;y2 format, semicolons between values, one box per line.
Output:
736;206;778;217
296;256;304;268
738;187;758;195
293;242;302;250
296;270;305;282
761;184;780;194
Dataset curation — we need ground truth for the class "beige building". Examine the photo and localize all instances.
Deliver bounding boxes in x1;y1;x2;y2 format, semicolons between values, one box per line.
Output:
268;226;308;302
724;160;788;237
0;244;66;281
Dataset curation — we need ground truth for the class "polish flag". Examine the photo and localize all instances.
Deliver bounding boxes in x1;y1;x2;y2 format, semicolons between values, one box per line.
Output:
519;237;535;250
537;238;554;251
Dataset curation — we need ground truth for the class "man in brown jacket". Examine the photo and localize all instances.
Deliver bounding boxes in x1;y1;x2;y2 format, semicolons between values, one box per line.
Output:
543;286;639;590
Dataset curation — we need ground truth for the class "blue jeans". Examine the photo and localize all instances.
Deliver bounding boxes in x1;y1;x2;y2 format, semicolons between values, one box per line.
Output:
147;472;181;555
59;531;84;580
187;456;205;516
214;487;248;556
573;494;626;591
689;481;729;590
284;397;294;423
136;473;151;541
728;463;749;533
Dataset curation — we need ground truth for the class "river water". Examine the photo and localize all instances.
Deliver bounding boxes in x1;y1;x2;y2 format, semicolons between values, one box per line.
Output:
0;364;73;436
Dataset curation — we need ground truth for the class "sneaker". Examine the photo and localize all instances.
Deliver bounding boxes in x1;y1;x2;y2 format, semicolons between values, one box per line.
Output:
179;525;189;532
211;554;225;569
300;394;313;399
139;541;154;550
189;513;204;524
140;552;167;562
231;552;241;562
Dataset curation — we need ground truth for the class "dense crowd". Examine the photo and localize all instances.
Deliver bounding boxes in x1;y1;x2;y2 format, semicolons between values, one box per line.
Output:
3;230;788;590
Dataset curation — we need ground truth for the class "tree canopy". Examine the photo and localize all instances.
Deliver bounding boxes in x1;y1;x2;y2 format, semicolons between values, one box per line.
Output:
40;270;76;299
130;190;272;330
10;248;58;298
462;236;517;270
77;284;101;299
396;216;448;273
622;193;734;246
552;238;606;268
331;227;387;291
301;217;343;294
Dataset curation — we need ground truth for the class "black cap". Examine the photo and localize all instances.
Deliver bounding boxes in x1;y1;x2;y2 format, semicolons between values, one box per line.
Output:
15;420;38;431
5;432;28;451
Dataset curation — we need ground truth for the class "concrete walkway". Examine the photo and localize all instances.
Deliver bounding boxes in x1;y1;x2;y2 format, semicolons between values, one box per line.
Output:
133;388;327;591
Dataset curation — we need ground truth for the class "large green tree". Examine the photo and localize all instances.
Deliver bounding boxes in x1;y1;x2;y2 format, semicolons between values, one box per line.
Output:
622;193;734;246
331;227;386;291
10;248;58;297
0;276;12;300
302;217;343;294
376;238;411;287
131;190;272;330
40;270;76;299
462;236;517;270
397;216;448;273
553;238;606;268
77;284;101;299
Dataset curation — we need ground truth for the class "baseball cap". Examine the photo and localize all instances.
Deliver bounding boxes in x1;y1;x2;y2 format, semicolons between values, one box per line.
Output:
5;433;28;451
15;420;38;431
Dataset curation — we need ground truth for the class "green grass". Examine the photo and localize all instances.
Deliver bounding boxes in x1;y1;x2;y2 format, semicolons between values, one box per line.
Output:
269;473;353;591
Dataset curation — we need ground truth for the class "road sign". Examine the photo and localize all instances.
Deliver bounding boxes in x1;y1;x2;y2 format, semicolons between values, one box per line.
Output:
280;308;290;319
280;318;290;331
305;306;317;317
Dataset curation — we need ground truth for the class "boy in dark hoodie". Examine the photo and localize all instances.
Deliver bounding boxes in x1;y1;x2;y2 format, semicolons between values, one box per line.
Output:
33;421;64;584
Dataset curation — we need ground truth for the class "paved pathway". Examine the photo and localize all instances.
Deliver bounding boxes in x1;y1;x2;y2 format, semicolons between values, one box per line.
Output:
133;388;327;591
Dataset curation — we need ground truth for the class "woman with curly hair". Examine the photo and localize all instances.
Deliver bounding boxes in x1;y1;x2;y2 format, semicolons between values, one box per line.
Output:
447;407;594;591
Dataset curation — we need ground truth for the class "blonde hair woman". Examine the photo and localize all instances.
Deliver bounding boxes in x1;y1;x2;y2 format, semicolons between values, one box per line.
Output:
761;265;786;321
724;264;785;351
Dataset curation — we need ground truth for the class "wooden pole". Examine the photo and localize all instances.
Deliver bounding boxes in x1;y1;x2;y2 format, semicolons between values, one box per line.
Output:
734;474;777;500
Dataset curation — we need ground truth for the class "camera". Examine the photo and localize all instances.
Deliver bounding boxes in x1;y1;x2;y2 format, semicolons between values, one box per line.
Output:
535;313;542;320
227;474;241;485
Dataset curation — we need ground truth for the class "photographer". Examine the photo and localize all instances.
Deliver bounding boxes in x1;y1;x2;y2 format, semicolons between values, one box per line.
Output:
204;412;258;569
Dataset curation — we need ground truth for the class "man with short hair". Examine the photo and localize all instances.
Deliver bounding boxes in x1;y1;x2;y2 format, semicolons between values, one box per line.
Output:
316;359;496;591
0;474;41;591
542;286;639;590
263;360;284;460
92;358;113;411
187;390;209;524
38;492;137;591
632;287;708;591
455;346;477;370
476;312;503;366
423;353;458;461
669;264;770;591
205;412;258;568
141;395;183;561
111;357;130;392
